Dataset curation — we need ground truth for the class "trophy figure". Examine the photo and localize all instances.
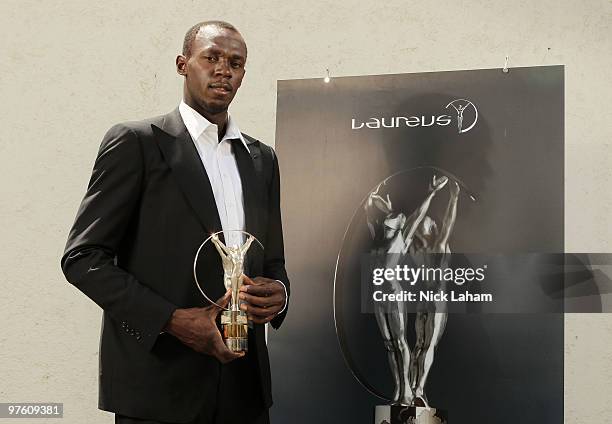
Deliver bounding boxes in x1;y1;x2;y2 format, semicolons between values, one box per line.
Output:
193;230;259;353
365;173;470;424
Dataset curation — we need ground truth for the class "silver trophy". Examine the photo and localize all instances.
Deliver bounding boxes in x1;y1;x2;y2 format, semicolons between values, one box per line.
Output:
193;230;262;352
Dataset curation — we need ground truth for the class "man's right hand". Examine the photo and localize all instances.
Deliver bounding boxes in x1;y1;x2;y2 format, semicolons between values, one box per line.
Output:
163;290;244;364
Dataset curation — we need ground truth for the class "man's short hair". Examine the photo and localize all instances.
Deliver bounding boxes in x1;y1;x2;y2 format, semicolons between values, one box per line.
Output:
182;20;243;57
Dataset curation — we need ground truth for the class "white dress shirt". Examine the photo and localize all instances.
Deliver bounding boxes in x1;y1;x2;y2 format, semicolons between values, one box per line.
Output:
178;101;287;317
179;100;248;248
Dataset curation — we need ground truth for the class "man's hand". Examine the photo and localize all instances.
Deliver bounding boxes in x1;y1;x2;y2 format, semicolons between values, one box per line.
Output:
239;276;286;324
163;290;244;363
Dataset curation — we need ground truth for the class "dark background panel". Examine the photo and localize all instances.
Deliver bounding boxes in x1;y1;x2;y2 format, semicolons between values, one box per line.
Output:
270;67;564;424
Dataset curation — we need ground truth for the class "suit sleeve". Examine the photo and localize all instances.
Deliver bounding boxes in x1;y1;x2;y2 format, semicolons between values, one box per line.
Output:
61;123;176;351
262;147;290;329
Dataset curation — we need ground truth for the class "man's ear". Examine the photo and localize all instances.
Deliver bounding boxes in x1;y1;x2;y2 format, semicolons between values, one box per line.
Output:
176;55;187;76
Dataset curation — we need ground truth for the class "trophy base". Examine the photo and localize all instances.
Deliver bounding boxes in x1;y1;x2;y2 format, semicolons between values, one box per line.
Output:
374;405;447;424
225;337;248;352
221;310;248;353
221;310;248;325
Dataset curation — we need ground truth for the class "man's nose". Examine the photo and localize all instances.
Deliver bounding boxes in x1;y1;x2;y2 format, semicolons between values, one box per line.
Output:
214;59;232;77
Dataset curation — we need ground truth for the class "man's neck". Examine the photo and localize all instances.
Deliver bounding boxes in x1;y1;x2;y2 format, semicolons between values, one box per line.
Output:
183;99;228;141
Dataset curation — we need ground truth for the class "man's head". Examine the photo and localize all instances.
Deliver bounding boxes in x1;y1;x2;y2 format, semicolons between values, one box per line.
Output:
176;21;247;120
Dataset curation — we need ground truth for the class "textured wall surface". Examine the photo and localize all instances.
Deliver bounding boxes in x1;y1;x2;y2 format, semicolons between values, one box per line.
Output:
0;1;610;423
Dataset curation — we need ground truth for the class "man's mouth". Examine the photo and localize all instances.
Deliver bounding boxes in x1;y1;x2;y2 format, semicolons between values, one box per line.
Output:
209;82;232;94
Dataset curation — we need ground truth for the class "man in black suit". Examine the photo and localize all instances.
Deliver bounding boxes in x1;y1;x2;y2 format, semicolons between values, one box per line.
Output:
61;21;289;424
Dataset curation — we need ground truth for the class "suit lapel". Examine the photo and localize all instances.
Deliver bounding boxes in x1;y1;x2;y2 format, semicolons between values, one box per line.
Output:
233;138;264;277
153;109;222;235
233;139;261;240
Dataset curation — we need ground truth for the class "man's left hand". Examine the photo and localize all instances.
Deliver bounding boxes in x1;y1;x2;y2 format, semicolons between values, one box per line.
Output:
239;276;286;324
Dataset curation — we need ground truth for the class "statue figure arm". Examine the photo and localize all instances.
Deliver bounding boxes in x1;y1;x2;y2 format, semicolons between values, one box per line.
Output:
364;181;393;239
211;234;230;260
401;175;448;244
239;235;255;255
437;181;460;249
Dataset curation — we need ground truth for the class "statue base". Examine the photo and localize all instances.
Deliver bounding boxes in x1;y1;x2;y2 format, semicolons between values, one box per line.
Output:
374;405;447;424
221;310;248;352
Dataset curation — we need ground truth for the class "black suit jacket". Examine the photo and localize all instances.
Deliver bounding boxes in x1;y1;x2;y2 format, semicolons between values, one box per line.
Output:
61;109;289;423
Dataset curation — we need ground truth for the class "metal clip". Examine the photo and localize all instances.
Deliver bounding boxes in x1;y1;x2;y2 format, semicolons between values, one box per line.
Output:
324;68;331;83
503;55;509;73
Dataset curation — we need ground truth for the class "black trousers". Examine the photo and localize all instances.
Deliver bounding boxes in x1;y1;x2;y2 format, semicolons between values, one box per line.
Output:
115;410;269;424
115;358;270;424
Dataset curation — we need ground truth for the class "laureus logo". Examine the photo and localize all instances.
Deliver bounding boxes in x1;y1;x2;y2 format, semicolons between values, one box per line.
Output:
351;98;478;134
445;98;478;134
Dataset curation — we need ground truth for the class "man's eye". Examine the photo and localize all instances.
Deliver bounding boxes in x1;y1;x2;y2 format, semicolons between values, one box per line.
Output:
205;56;218;62
231;62;243;69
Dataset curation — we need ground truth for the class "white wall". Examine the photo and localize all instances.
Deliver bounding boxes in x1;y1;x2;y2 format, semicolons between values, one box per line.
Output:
1;1;610;422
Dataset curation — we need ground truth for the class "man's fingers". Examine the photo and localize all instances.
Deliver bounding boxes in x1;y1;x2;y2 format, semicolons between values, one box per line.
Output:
239;292;283;308
248;314;275;324
241;274;255;286
211;334;245;364
214;340;245;364
241;282;278;297
245;308;278;323
218;349;245;364
240;275;278;290
240;302;281;318
238;279;285;318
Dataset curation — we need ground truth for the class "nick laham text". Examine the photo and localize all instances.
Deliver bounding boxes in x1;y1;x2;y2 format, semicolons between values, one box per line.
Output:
373;290;493;303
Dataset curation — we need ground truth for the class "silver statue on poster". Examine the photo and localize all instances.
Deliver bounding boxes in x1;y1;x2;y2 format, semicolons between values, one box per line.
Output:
365;174;463;423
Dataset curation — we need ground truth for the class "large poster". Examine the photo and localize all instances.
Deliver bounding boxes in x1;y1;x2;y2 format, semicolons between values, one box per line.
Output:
271;66;564;423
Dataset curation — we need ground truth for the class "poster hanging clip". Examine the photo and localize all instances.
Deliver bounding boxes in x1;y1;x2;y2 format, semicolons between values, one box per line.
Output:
503;56;510;73
324;68;331;83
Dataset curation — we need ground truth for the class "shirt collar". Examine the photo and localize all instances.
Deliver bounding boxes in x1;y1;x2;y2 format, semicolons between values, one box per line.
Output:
178;100;250;153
